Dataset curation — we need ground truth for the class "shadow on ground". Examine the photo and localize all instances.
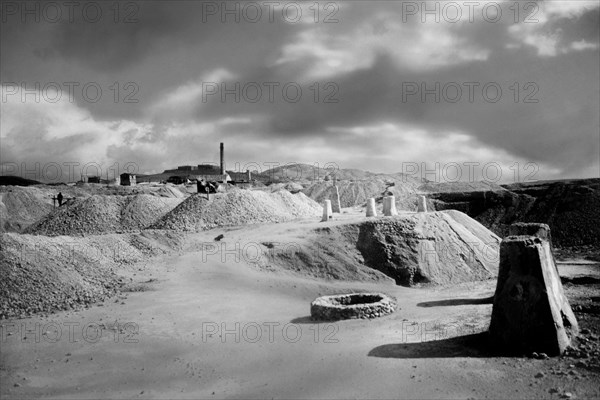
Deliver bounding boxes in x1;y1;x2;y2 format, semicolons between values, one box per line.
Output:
368;333;490;358
417;296;494;308
290;316;339;324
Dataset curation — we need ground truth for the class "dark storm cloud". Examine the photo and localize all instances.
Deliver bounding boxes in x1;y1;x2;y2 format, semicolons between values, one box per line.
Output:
1;0;598;180
180;2;599;178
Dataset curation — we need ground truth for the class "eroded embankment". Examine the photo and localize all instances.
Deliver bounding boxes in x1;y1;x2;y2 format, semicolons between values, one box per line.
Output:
262;210;500;286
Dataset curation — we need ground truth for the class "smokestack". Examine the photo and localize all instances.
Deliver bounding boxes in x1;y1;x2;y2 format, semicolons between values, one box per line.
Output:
220;142;224;175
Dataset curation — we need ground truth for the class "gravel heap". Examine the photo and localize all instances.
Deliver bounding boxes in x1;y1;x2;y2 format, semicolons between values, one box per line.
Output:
0;230;186;319
0;186;55;232
25;194;183;236
0;184;189;234
152;189;321;231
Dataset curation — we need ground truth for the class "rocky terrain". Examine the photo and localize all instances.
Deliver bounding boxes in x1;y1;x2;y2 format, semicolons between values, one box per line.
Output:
25;194;183;236
0;230;186;319
258;165;600;260
0;183;188;233
152;189;321;231
426;178;600;258
261;210;499;286
0;174;598;399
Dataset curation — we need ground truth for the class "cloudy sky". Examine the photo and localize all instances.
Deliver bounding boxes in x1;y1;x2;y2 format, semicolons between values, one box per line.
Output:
1;0;599;183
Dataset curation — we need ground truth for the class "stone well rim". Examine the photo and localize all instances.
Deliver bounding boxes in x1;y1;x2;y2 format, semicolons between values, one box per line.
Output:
310;292;397;320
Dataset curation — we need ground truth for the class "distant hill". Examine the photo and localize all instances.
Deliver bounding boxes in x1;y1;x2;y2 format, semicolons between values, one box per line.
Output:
260;163;421;183
0;176;41;186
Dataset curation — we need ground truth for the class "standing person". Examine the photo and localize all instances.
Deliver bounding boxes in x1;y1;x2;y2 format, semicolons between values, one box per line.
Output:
57;192;63;207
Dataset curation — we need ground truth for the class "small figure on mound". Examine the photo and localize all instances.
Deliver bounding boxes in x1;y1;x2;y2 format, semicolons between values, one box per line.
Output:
57;192;64;207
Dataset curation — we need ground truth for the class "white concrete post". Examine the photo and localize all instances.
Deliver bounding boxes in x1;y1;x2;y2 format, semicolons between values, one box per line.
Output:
366;198;377;217
417;195;428;212
383;196;398;216
331;186;341;213
321;199;333;222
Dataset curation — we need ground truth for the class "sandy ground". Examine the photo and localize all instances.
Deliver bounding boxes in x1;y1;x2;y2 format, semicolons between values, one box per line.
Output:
1;215;599;399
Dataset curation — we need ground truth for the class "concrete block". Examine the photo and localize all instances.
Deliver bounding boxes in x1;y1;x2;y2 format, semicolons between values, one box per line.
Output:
321;199;333;222
489;236;578;355
417;195;427;212
331;186;341;213
382;196;398;216
366;198;377;217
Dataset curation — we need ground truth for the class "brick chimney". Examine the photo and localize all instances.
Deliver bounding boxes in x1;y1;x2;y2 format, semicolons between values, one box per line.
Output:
220;142;224;175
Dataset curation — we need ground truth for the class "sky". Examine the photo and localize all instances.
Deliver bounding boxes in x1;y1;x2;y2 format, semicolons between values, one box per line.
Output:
1;0;599;183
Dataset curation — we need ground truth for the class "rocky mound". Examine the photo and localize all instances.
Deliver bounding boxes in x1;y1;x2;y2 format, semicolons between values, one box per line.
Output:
303;179;422;210
25;194;183;236
0;184;189;234
263;210;500;286
152;189;321;231
0;230;186;318
0;186;54;232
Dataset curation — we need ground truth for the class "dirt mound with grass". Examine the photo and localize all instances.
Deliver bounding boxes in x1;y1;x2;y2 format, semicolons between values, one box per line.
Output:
153;189;321;231
25;194;183;236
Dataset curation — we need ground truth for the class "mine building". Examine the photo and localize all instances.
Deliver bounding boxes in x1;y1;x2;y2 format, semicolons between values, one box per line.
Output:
120;173;137;186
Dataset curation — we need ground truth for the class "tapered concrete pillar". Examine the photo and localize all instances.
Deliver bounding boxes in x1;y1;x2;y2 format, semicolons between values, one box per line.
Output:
509;223;551;241
417;195;427;212
489;236;578;355
382;196;398;216
366;198;377;217
331;186;341;213
321;200;333;222
509;222;556;271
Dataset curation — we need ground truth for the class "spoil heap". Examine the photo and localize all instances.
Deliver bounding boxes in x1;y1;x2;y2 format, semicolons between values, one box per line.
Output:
152;189;321;231
0;186;55;232
0;230;186;318
26;194;183;236
262;210;501;286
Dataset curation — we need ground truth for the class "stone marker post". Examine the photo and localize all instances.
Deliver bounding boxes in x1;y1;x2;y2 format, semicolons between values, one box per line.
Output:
366;198;377;217
489;236;578;355
331;185;341;213
321;199;333;222
382;196;398;216
417;195;427;212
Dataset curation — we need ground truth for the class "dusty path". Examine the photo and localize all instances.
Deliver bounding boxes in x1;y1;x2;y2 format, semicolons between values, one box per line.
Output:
2;222;599;399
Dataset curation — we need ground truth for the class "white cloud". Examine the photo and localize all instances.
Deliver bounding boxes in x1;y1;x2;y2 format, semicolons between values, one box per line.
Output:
570;39;599;52
148;69;236;120
275;14;490;80
325;122;562;182
507;1;600;57
542;1;600;19
0;83;261;180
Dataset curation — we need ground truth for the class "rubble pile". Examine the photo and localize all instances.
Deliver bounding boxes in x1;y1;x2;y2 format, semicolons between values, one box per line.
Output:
25;194;183;236
0;230;186;318
153;189;321;231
